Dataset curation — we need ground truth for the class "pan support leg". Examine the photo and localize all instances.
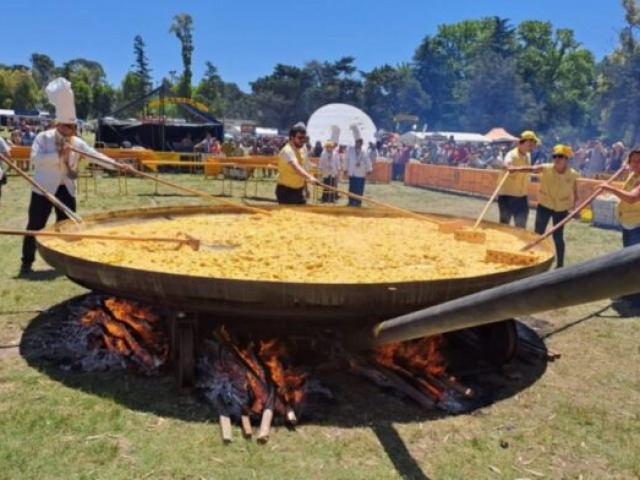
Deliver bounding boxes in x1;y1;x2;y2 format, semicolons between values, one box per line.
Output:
170;311;198;395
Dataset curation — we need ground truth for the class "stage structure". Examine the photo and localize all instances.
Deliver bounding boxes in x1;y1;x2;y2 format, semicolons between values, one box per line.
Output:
96;85;224;151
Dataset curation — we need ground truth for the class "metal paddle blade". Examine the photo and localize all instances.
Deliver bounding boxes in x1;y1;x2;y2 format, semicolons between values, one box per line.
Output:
182;233;239;252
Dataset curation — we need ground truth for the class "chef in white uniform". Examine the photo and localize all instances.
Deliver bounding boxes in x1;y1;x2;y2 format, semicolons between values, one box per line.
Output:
20;77;115;275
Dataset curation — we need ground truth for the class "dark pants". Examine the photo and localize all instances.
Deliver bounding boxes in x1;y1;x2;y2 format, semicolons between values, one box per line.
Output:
535;204;568;268
321;176;337;203
392;163;406;181
498;195;529;229
22;186;76;267
621;226;640;305
275;184;306;205
348;176;366;207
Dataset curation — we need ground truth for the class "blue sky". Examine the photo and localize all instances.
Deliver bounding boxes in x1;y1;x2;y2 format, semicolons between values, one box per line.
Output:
2;0;626;92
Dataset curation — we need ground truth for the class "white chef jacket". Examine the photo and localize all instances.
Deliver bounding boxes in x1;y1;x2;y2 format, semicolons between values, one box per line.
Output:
318;150;341;177
345;146;372;178
30;129;115;196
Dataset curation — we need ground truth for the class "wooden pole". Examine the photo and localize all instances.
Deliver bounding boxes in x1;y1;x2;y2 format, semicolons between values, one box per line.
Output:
473;172;509;229
67;146;269;215
522;166;627;251
0;152;83;224
0;228;200;250
316;180;437;223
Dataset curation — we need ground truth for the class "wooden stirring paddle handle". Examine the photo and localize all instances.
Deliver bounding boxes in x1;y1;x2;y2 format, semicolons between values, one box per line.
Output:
0;228;200;250
473;171;510;230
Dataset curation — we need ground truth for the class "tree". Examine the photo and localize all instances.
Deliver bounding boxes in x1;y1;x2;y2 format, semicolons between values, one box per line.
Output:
30;53;56;89
194;61;225;116
12;71;39;110
596;0;640;145
362;64;430;131
169;13;194;98
92;82;116;118
132;35;153;95
250;64;315;128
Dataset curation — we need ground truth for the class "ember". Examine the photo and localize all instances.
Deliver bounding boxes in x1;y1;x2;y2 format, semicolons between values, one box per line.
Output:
50;295;170;374
24;294;556;445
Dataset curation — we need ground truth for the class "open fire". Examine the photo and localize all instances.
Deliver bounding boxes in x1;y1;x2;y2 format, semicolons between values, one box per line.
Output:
40;294;554;444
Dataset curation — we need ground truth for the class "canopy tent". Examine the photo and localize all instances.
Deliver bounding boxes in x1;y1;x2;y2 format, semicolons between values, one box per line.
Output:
307;103;377;147
97;84;223;151
484;127;518;143
399;131;489;145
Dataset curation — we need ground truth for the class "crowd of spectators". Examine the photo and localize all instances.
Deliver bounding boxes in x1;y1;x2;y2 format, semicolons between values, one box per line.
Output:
373;137;631;180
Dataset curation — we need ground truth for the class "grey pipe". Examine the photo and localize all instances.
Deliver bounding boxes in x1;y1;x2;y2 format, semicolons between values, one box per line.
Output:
350;243;640;350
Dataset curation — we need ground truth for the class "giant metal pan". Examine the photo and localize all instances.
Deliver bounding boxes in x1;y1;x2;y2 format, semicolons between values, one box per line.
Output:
37;204;554;326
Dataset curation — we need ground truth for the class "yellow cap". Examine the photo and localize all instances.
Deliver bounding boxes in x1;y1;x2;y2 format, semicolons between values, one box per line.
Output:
552;144;573;158
324;140;336;148
520;130;540;143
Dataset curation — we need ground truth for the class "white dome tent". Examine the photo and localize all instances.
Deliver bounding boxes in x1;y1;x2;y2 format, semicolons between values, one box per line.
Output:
307;103;377;147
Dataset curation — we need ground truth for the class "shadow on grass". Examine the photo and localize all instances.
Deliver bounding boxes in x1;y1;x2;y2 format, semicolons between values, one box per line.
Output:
13;269;63;282
20;294;547;479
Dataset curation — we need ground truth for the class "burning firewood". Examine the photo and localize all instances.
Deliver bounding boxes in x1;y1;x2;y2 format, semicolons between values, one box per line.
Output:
240;409;253;439
217;394;233;444
257;383;275;444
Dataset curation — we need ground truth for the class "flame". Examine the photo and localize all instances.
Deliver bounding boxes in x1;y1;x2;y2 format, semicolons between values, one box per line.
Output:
256;338;309;410
75;296;169;373
374;336;447;377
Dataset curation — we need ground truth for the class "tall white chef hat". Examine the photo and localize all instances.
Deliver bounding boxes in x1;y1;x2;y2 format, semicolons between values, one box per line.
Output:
330;125;340;144
46;77;77;125
350;124;362;143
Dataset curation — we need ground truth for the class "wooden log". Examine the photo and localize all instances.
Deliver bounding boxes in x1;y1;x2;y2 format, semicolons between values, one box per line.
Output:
349;357;437;409
440;376;474;398
217;396;232;444
240;411;253;439
257;384;275;444
285;405;298;427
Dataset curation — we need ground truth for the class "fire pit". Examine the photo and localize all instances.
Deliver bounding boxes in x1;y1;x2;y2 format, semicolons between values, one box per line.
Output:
36;204;554;392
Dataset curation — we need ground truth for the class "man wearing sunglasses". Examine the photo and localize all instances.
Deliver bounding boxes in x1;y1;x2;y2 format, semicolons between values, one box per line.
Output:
498;130;539;228
276;122;317;205
20;78;115;276
507;144;579;268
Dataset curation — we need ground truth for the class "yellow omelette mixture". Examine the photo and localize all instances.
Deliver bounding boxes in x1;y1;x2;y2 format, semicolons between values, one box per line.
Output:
43;210;550;283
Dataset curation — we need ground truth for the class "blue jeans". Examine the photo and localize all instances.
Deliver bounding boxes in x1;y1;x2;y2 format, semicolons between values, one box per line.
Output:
348;176;366;206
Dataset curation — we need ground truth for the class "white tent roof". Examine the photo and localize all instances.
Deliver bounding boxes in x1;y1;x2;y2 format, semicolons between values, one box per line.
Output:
307;103;377;147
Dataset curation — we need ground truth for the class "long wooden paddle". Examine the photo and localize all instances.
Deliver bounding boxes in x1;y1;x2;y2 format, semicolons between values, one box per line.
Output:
0;152;83;224
473;171;510;229
316;180;440;223
521;165;627;251
67;146;269;215
0;228;201;250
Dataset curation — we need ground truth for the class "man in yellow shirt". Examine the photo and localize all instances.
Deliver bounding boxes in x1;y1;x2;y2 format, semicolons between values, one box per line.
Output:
600;148;640;315
276;123;317;204
508;144;579;268
498;130;539;228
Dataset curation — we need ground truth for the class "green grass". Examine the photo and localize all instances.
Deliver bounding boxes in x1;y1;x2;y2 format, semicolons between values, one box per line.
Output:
1;171;639;479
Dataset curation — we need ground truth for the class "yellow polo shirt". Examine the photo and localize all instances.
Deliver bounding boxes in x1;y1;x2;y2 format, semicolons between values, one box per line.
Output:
499;147;530;197
278;143;306;189
537;164;580;212
617;173;640;228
